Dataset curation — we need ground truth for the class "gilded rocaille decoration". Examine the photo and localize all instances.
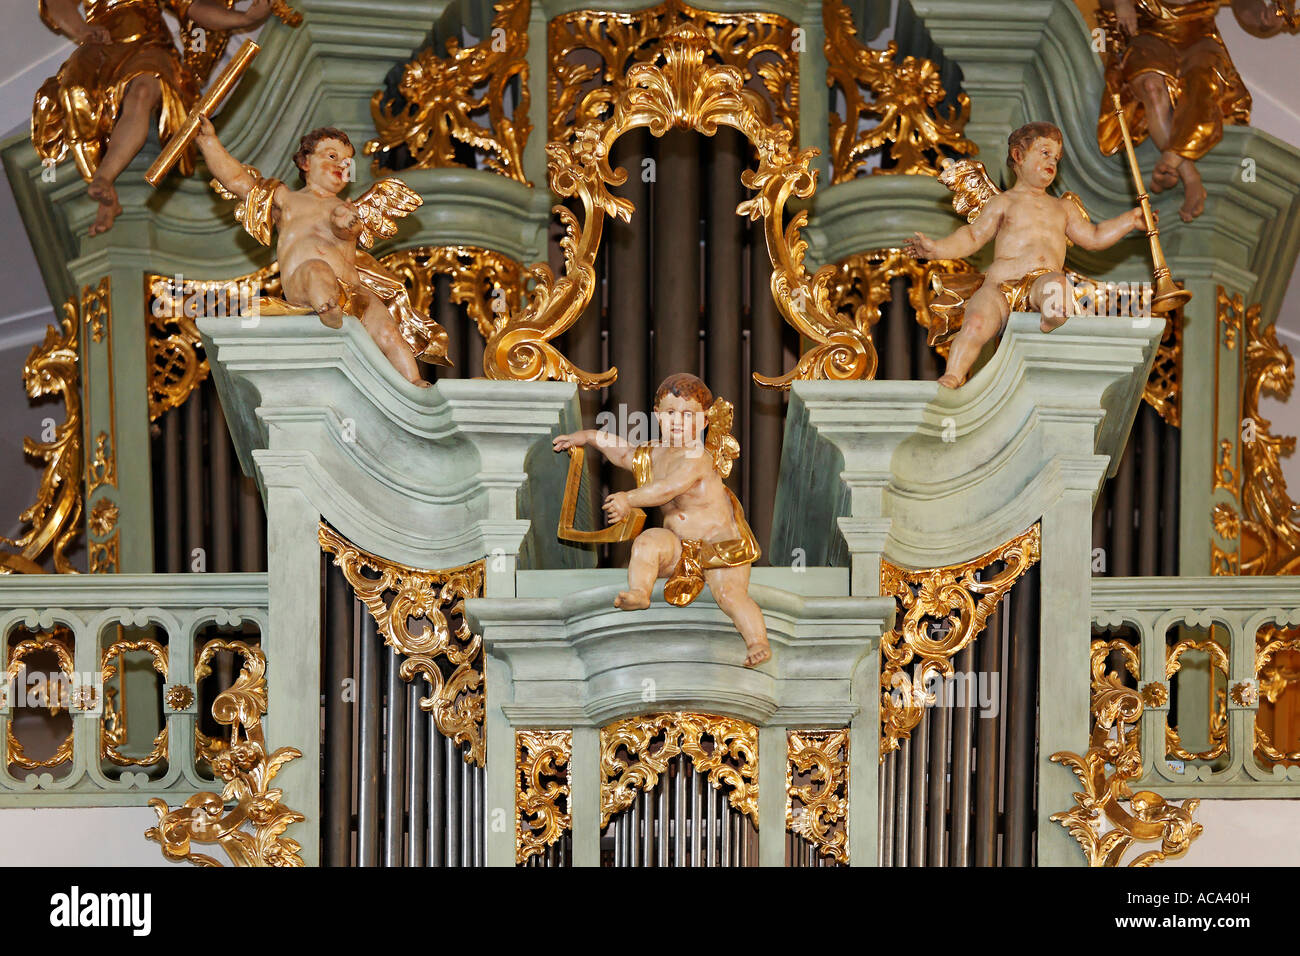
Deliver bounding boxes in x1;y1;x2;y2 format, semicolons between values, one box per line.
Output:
166;684;194;712
879;524;1041;760
365;0;531;183
786;728;849;865
829;247;976;359
516;729;572;865
1164;636;1229;762
193;637;260;770
146;643;305;867
101;638;168;767
319;522;486;767
82;277;110;343
549;0;798;145
87;432;116;496
491;23;877;389
382;246;525;343
88;498;118;538
1254;626;1300;763
0;300;82;575
600;712;758;828
1144;305;1183;427
145;266;280;421
823;0;975;181
4;630;75;770
1050;636;1203;867
88;535;119;574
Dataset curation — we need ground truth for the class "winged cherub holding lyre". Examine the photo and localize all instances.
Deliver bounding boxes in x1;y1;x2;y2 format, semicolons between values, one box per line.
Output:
552;374;770;667
194;115;450;385
905;122;1148;388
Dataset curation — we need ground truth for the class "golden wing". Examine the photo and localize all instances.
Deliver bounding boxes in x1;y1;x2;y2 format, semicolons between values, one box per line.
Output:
354;177;423;248
938;158;1000;223
704;398;740;479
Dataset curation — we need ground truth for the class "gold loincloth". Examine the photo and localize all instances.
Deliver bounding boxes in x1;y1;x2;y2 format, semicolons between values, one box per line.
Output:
33;0;198;182
927;267;1056;346
632;443;760;607
1095;0;1249;162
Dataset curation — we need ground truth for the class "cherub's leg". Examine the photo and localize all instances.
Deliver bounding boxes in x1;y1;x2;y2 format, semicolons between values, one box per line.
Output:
283;259;346;328
616;528;680;610
359;292;429;387
706;564;769;667
87;74;161;235
1030;272;1073;332
1129;72;1181;193
938;286;1008;388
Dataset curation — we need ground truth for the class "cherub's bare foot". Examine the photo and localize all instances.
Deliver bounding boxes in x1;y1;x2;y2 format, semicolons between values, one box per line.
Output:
1040;312;1068;332
1179;174;1207;222
408;377;432;388
1151;158;1180;193
937;372;964;389
87;180;121;236
315;300;344;329
743;634;771;668
614;589;651;610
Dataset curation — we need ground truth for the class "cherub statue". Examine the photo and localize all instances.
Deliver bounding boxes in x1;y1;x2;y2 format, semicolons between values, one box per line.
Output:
906;122;1148;388
33;0;282;236
1096;0;1291;221
552;373;771;667
194;116;451;384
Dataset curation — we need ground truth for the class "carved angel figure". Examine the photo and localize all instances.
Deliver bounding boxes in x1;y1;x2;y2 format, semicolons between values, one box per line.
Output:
906;123;1146;387
195;117;451;385
1096;0;1291;222
32;0;286;235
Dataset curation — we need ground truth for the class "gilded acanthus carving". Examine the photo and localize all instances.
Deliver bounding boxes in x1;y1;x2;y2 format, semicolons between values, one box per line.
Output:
4;630;76;770
601;712;758;828
516;730;572;865
319;522;486;767
786;728;849;864
0;300;83;574
382;246;526;344
146;643;305;866
490;23;877;390
879;525;1041;759
366;0;531;183
1050;637;1203;867
100;638;168;767
549;0;798;144
823;0;975;181
1164;636;1229;761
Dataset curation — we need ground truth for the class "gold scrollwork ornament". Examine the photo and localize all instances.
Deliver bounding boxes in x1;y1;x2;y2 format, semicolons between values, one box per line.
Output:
516;729;572;865
786;728;849;864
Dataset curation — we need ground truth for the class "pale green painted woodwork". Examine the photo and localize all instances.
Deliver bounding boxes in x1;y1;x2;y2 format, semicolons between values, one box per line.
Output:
0;573;268;808
1092;576;1300;797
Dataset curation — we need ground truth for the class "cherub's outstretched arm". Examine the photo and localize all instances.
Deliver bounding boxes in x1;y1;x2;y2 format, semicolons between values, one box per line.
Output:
906;196;1004;261
194;115;269;203
42;0;108;42
624;458;704;509
186;0;272;31
553;430;636;471
1099;0;1139;33
1232;0;1286;37
1065;201;1146;251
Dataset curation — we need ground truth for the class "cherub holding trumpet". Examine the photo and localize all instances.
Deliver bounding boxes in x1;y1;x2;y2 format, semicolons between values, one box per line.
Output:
552;374;771;667
906;122;1151;388
194;116;450;383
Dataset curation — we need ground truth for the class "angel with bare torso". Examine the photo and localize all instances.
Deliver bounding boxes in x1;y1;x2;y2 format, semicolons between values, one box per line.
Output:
195;116;451;384
906;122;1148;388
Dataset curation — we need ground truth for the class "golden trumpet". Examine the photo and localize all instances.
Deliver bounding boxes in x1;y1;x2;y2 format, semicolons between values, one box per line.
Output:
1110;93;1191;315
146;40;260;187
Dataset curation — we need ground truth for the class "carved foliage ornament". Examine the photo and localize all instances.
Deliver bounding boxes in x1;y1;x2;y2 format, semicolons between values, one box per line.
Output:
5;631;75;770
319;522;486;767
1164;637;1229;762
516;730;572;865
366;0;532;183
879;524;1041;760
146;643;304;866
489;23;877;390
823;0;975;181
1050;637;1202;867
382;246;526;343
100;638;169;768
601;712;758;829
549;0;798;144
786;728;849;864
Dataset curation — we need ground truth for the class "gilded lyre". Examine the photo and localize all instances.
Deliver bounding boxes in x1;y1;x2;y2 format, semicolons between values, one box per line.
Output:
556;448;645;543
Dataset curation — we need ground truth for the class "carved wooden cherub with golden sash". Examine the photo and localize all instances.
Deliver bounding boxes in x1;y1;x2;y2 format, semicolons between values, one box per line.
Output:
1096;0;1291;221
33;0;283;235
906;122;1147;388
194;116;451;384
553;374;770;667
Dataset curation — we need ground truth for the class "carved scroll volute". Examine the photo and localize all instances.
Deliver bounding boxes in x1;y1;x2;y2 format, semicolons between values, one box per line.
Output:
485;23;877;390
516;730;572;865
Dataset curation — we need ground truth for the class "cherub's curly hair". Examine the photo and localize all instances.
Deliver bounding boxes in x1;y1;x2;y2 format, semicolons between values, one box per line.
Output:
653;373;713;410
292;127;354;183
1006;121;1063;169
